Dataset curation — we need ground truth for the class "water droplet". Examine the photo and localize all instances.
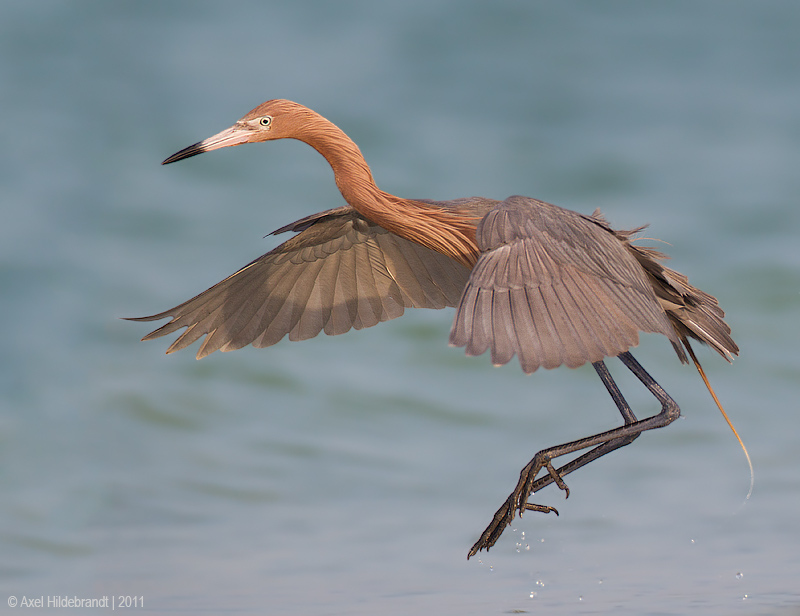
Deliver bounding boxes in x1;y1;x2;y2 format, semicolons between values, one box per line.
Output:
525;544;530;551
535;579;545;587
529;591;537;599
578;595;583;602
743;594;748;601
690;539;695;544
598;578;604;585
489;565;494;572
736;572;744;580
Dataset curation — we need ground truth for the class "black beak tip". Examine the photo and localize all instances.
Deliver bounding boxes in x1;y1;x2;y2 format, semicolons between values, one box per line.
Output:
162;142;205;165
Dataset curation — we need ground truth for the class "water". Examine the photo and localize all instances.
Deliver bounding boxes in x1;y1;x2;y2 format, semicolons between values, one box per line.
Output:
2;2;799;614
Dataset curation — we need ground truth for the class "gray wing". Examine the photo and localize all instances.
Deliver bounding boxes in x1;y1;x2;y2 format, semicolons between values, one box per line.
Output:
449;196;677;373
131;206;470;358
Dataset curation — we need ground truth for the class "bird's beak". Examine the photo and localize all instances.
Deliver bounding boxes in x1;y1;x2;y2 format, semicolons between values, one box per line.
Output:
162;124;252;165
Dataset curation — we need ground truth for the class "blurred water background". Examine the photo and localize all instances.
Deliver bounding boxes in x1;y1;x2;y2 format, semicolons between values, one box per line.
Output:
2;2;799;614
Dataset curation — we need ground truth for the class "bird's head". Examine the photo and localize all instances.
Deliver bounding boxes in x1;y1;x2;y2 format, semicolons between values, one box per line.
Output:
162;99;313;165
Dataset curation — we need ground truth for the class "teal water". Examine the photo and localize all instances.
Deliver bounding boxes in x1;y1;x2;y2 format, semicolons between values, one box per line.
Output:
2;2;799;614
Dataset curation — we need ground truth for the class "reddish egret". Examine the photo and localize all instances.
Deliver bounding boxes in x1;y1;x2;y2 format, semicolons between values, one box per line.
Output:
130;100;740;558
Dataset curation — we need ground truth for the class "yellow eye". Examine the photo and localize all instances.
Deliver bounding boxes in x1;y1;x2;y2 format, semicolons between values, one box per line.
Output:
259;116;272;127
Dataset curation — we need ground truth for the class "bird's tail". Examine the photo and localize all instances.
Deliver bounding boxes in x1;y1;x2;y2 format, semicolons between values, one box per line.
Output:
684;339;753;501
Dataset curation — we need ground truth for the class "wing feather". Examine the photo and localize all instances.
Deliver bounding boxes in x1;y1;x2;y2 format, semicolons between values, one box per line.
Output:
450;196;676;373
130;207;471;358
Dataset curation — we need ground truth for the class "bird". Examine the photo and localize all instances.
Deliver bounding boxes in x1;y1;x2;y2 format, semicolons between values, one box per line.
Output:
129;99;739;558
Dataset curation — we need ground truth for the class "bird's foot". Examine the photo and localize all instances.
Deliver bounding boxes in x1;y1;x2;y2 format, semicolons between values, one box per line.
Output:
467;453;569;559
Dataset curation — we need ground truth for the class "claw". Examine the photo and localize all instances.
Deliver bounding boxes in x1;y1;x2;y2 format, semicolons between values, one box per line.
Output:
524;503;558;516
543;459;570;498
469;451;575;558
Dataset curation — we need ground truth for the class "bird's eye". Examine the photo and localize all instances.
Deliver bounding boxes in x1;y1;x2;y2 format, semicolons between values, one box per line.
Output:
259;116;272;127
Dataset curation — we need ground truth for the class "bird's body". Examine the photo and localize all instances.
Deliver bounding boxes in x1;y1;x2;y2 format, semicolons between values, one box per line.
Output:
137;100;734;370
131;100;738;556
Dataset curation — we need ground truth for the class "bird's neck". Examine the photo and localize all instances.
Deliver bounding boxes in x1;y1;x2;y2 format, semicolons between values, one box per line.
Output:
297;116;479;268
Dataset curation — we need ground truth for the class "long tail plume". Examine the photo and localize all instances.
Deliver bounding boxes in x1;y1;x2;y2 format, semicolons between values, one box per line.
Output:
684;340;753;503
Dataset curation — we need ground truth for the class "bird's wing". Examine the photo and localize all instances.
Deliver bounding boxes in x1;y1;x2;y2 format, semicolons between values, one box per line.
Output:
449;196;677;373
130;206;470;358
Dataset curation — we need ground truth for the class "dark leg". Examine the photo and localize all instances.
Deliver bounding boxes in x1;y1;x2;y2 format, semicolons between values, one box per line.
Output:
468;351;680;559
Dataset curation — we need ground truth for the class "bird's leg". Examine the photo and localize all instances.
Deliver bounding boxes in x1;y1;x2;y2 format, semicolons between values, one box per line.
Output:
515;357;643;499
468;351;680;558
467;360;640;557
